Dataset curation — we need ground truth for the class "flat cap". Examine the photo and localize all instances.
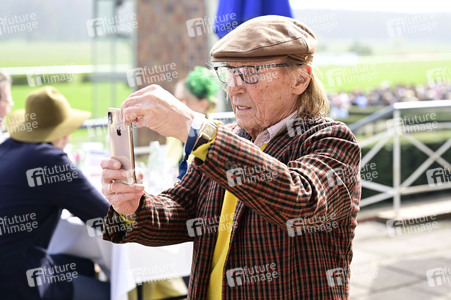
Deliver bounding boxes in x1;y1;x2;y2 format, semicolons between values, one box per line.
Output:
210;15;317;63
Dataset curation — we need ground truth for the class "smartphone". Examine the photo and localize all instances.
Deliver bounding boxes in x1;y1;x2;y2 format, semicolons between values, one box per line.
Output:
108;108;136;184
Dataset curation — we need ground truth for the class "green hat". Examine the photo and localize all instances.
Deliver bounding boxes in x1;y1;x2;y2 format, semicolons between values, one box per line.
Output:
185;66;220;103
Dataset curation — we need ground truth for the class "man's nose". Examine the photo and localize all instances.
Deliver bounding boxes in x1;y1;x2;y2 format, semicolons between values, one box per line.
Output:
228;71;245;89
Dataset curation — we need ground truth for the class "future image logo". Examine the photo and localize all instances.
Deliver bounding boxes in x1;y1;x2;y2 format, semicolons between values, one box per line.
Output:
86;217;104;237
226;263;278;288
102;214;137;236
186;213;236;237
186;18;205;37
386;113;438;135
186;13;238;37
426;266;451;288
226;268;245;287
26;168;45;187
186;217;204;237
0;13;38;37
26;263;78;287
226;165;278;187
326;267;347;287
386;216;438;237
0;213;38;236
130;263;177;285
226;167;245;187
26;164;78;188
86;18;104;37
126;64;178;88
26;65;76;87
286;213;338;237
86;13;137;38
386;14;439;38
325;65;377;88
426;67;450;86
287;118;309;137
426;167;451;186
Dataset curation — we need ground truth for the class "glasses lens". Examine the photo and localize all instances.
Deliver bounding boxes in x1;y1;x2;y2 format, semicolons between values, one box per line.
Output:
215;67;231;83
240;67;258;84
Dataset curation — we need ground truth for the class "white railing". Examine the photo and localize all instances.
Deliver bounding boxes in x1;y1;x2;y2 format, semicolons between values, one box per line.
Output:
30;102;450;216
357;100;451;215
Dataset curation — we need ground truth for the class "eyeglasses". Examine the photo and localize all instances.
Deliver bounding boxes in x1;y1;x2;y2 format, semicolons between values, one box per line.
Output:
214;64;291;85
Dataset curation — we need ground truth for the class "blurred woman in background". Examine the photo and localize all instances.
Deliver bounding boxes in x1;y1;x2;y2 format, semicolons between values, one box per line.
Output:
131;67;220;300
166;66;220;176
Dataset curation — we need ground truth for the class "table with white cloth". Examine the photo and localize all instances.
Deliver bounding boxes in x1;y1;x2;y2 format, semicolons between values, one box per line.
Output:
48;210;193;300
49;144;193;300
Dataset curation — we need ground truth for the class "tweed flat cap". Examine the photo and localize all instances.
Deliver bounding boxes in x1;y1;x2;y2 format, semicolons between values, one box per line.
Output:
210;15;317;63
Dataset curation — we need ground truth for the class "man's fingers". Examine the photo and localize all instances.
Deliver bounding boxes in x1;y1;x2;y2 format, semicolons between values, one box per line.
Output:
122;106;144;125
110;181;144;194
102;181;144;197
121;87;156;124
102;169;133;183
127;84;159;99
107;192;144;207
101;157;121;170
136;169;144;182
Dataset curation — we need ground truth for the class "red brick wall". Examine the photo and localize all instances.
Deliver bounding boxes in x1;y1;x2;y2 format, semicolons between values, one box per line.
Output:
135;0;210;145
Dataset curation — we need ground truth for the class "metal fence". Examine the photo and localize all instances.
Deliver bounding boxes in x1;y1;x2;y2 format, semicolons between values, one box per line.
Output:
8;101;447;215
352;100;451;215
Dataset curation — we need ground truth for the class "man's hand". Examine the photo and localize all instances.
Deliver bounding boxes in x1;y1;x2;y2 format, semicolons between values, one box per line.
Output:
121;84;196;143
101;157;145;216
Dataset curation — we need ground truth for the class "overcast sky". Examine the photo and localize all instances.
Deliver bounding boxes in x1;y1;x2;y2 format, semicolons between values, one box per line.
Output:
289;0;451;13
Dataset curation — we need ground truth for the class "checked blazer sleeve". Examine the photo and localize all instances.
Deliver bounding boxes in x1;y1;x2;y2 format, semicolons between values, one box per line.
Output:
102;160;204;246
193;118;361;229
101;116;361;299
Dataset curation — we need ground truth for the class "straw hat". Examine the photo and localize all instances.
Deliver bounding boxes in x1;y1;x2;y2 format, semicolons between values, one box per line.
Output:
7;86;90;143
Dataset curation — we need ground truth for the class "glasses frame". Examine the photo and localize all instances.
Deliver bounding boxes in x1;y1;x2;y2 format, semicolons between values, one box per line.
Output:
214;63;292;85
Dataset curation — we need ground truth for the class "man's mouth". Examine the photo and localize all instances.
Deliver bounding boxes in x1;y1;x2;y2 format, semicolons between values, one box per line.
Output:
236;105;251;111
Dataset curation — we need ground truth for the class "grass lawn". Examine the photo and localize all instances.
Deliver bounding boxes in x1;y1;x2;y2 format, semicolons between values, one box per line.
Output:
0;40;131;67
10;81;133;119
9;58;450;114
3;40;450;143
316;59;451;93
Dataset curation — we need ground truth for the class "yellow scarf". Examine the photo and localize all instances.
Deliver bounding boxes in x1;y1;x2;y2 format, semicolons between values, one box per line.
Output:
207;144;268;299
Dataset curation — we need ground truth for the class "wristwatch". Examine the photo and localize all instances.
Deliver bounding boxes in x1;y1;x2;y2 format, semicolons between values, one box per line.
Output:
193;120;218;151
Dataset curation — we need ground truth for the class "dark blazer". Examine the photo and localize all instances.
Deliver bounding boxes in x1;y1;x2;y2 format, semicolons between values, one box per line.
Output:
0;138;110;300
103;117;361;299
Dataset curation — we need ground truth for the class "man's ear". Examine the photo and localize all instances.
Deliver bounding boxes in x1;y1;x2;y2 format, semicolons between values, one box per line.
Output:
292;65;312;95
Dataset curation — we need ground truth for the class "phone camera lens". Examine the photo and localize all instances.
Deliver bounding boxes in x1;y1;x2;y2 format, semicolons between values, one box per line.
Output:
108;112;112;124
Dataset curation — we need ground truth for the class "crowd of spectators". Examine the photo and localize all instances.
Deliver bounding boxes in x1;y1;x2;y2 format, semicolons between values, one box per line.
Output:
329;82;451;118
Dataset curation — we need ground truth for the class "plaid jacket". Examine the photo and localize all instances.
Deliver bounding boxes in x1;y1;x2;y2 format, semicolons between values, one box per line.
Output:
103;117;361;299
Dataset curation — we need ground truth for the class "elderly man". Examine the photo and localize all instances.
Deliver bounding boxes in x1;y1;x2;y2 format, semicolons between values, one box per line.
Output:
101;16;361;299
0;70;13;141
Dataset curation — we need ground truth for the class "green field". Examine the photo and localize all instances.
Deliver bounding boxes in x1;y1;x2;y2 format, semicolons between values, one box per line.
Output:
2;40;450;124
0;40;131;67
9;81;133;119
316;59;451;93
8;58;450;119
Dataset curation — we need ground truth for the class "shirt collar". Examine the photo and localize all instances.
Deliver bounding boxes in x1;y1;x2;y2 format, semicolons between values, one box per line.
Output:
234;111;297;147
